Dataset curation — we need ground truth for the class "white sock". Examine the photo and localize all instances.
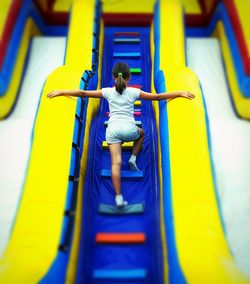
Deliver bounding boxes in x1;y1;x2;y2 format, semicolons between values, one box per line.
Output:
128;155;139;171
115;194;128;207
116;194;123;200
129;154;136;162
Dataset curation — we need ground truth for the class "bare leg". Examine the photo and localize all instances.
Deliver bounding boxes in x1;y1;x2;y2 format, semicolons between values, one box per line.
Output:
129;128;144;171
132;128;144;156
108;143;122;195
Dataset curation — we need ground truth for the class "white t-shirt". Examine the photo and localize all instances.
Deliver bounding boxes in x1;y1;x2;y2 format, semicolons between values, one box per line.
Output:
102;87;140;124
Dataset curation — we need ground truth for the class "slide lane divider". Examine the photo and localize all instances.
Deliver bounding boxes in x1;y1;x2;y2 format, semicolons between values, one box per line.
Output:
154;2;186;283
39;1;101;282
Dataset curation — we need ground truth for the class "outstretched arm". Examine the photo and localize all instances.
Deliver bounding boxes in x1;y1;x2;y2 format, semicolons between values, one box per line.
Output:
47;89;103;99
139;90;195;101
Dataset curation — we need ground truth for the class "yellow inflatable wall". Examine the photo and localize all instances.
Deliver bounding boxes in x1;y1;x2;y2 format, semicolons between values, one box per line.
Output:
0;0;100;282
160;0;250;282
213;22;250;119
0;19;40;119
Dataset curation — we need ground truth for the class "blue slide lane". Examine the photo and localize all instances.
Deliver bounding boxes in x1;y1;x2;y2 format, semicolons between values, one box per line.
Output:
76;26;164;283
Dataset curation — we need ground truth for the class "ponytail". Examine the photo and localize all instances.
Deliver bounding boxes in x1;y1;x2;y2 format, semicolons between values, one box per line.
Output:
115;73;126;95
112;62;131;95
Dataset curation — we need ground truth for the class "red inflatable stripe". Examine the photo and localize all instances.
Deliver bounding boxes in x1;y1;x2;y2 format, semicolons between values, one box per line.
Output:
0;0;23;68
96;233;146;243
224;0;250;75
41;11;68;25
48;0;55;11
185;14;206;27
186;0;219;27
34;0;68;25
114;32;140;37
104;13;153;27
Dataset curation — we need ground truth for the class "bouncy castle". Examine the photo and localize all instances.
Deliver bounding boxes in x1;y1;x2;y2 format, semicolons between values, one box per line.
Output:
0;0;250;283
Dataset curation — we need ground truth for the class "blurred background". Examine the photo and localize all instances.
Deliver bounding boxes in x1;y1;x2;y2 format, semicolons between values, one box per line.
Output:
0;0;249;283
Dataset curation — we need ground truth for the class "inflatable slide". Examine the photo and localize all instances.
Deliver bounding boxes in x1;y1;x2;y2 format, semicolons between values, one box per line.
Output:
0;0;250;283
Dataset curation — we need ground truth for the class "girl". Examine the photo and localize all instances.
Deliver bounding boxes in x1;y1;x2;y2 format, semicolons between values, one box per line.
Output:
47;62;195;207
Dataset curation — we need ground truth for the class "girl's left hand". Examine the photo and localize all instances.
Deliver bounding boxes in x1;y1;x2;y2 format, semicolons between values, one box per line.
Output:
180;91;195;100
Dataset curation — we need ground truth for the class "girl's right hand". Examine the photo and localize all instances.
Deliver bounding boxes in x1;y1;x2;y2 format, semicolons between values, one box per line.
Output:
47;90;62;99
180;91;195;100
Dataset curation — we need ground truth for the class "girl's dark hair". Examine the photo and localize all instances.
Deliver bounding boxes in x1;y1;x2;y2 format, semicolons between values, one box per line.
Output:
112;62;130;95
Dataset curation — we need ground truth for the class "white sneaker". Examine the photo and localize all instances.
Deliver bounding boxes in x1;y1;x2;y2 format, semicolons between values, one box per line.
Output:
115;195;128;207
128;159;140;171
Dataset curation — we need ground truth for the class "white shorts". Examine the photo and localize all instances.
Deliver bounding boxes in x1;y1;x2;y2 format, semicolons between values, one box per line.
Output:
106;123;141;144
